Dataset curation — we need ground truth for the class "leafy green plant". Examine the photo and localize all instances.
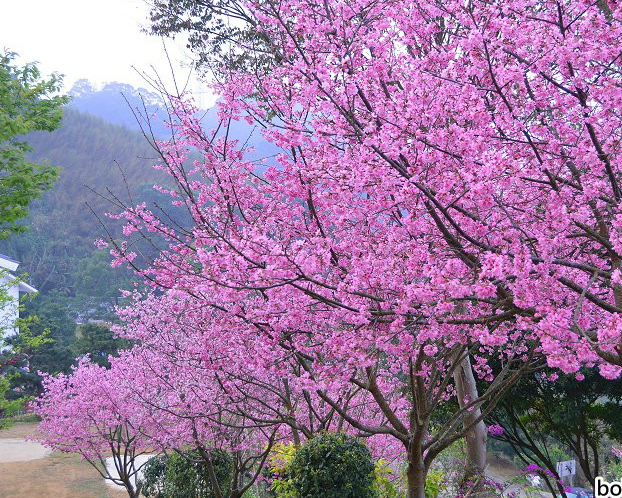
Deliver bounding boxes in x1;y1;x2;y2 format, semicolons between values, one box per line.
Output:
424;469;446;498
0;51;68;239
604;456;622;482
0;277;52;426
0;375;22;428
268;442;298;498
141;455;168;498
372;458;402;498
140;450;233;498
288;433;376;498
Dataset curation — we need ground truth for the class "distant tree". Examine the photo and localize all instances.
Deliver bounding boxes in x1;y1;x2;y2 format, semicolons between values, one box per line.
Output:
6;291;76;396
0;300;50;425
488;370;622;494
73;322;125;367
0;51;68;239
72;250;129;320
22;290;75;344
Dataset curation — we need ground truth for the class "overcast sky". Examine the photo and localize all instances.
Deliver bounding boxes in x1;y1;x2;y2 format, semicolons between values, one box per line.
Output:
0;0;216;106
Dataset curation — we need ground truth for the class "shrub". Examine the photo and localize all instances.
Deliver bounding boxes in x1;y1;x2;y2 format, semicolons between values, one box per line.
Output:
288;433;376;498
424;469;446;498
140;449;233;498
372;458;402;498
267;442;298;498
141;455;168;498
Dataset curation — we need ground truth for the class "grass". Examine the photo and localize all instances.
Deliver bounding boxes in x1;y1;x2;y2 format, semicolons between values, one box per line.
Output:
0;422;126;498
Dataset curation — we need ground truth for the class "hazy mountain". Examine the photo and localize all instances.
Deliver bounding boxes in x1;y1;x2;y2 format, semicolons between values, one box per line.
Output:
69;79;171;137
0;107;163;292
0;80;279;311
68;80;279;164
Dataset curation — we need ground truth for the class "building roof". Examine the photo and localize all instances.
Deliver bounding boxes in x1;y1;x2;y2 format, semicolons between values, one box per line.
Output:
0;254;36;293
18;281;37;294
0;253;19;264
0;254;19;272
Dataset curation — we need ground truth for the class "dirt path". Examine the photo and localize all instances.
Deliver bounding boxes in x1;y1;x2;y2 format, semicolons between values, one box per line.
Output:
486;457;554;498
0;422;125;498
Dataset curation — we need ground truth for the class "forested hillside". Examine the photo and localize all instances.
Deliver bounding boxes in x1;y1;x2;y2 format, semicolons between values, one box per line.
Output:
2;81;278;302
0;94;173;396
0;106;162;316
0;80;278;397
0;78;272;321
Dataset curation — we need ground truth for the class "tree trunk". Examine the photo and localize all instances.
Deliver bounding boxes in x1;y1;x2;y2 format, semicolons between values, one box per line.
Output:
199;448;224;498
123;481;139;498
454;354;488;483
407;460;427;498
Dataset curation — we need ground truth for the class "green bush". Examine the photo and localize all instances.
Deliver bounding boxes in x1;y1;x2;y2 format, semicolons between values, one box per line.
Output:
424;469;446;498
288;433;376;498
372;458;402;498
141;455;168;498
267;442;298;498
140;450;233;498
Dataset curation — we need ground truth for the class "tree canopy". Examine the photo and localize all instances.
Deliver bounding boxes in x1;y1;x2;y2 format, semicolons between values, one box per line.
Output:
0;51;68;239
34;3;622;498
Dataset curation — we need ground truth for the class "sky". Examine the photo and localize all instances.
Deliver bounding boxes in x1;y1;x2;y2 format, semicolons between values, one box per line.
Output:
0;0;217;106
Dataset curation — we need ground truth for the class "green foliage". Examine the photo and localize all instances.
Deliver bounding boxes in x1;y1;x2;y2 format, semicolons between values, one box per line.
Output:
141;455;170;498
604;457;622;482
141;450;233;498
268;442;298;498
23;291;75;343
424;470;446;498
0;51;68;239
0;273;52;424
73;322;124;367
372;459;402;498
0;375;23;428
6;291;76;396
432;440;466;496
268;440;410;498
288;433;376;498
72;250;128;320
488;368;622;490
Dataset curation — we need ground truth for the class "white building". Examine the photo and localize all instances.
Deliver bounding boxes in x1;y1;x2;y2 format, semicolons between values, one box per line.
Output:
0;254;37;336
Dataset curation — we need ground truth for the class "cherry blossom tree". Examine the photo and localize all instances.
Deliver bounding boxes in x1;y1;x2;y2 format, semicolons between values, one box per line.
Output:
100;1;622;497
33;359;151;498
105;100;540;498
207;0;622;375
109;302;284;498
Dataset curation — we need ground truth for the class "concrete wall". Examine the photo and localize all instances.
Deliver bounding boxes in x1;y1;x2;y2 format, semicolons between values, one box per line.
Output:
0;273;21;337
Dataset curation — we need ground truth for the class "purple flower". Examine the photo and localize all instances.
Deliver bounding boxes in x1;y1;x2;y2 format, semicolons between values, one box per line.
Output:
488;424;505;436
525;464;541;473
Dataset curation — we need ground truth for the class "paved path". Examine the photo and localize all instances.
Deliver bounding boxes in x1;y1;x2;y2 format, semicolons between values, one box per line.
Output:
0;438;51;463
104;454;155;489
